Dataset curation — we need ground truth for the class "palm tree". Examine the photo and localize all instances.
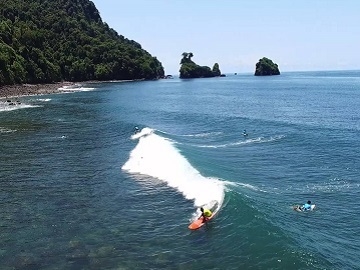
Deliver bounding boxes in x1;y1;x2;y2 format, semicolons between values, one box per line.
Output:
180;52;194;64
180;52;188;64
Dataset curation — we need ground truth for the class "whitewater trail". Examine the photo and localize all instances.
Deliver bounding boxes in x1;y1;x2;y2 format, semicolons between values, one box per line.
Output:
122;128;225;208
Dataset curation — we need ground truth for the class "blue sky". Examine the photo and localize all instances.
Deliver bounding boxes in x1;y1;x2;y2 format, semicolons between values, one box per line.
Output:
91;0;360;74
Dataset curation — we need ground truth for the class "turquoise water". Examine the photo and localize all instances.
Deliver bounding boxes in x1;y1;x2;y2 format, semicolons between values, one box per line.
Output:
0;71;359;269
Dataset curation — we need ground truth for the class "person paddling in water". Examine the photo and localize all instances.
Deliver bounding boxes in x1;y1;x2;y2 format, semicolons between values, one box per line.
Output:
200;207;212;223
300;200;312;211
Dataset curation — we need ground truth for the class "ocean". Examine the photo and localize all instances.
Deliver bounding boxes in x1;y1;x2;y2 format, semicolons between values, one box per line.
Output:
0;71;359;269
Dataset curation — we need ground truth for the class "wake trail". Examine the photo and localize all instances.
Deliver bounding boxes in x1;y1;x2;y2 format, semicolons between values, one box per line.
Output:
122;128;225;207
155;129;223;138
192;135;285;148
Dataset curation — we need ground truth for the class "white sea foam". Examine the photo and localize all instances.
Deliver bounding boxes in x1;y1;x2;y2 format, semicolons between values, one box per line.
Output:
122;128;225;207
181;131;223;137
156;130;222;138
58;84;95;92
37;98;51;102
193;135;285;148
0;102;40;112
59;87;95;92
130;127;154;140
227;181;267;193
286;177;359;193
0;127;16;133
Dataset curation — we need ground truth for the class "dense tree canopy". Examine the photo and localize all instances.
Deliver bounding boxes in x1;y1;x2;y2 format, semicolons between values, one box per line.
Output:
0;0;164;86
254;57;280;76
179;52;222;79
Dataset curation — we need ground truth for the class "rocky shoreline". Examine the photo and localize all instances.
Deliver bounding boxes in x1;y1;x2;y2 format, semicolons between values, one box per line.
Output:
0;82;77;99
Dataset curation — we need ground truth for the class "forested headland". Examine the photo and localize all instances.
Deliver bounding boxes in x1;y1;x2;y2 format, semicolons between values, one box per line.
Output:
0;0;164;86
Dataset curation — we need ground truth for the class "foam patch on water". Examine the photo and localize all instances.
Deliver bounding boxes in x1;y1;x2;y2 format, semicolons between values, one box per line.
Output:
193;135;285;148
122;128;225;207
181;131;223;137
36;98;52;102
226;181;267;193
58;84;95;92
130;127;154;140
154;130;223;138
0;101;41;112
0;127;16;133
286;177;360;193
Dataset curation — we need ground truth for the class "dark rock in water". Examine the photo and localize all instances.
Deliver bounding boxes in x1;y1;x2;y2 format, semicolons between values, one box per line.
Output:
254;57;280;76
220;74;226;77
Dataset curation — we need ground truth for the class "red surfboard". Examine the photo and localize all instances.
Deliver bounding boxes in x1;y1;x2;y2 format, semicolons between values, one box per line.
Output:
188;200;219;230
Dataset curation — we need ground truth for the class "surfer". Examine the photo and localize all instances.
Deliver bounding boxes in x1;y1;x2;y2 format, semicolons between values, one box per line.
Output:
293;200;314;212
134;126;140;134
200;207;212;223
300;200;312;211
242;129;248;137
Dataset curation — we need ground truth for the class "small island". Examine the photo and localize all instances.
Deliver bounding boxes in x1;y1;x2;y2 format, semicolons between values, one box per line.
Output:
179;52;223;79
254;57;280;76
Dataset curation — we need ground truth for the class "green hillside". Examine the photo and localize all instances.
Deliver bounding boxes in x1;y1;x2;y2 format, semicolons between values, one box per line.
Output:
0;0;164;86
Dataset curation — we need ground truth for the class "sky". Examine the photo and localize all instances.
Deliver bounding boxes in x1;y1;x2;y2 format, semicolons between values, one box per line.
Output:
91;0;360;75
